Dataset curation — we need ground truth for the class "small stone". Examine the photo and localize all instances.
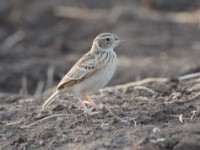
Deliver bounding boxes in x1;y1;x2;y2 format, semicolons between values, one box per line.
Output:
40;129;54;140
112;136;124;147
152;127;161;133
39;140;44;146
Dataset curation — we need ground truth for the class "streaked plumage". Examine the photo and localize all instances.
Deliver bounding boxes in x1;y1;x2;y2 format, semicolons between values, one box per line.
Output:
42;33;124;115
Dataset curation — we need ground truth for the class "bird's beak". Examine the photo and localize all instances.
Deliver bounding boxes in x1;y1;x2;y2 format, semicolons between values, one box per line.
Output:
117;37;125;43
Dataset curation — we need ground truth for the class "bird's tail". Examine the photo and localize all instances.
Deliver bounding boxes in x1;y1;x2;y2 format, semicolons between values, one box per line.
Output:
42;90;60;110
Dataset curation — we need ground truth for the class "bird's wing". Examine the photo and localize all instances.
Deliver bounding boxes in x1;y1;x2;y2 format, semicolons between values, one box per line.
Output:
57;52;98;90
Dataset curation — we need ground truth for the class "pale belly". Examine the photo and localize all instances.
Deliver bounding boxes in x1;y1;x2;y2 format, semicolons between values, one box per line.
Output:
71;62;117;94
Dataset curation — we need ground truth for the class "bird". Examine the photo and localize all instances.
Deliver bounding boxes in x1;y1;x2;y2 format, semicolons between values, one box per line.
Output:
42;33;124;115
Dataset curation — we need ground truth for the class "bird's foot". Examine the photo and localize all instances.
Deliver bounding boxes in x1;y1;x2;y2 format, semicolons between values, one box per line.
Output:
83;100;103;110
79;99;101;115
83;107;101;115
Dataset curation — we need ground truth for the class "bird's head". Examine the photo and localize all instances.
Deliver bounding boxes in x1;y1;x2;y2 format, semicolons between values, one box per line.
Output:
93;33;124;51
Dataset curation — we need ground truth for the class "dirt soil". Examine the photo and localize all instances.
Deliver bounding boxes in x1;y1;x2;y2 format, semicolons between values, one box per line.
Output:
1;0;200;149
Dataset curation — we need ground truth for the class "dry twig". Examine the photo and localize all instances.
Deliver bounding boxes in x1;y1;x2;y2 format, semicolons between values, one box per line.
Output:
46;66;55;90
53;6;105;20
190;106;200;120
2;30;25;50
165;91;200;105
179;114;184;123
34;80;44;97
178;72;200;81
165;10;200;24
20;114;70;129
188;84;200;92
134;86;156;94
103;105;137;126
134;96;152;101
53;6;126;23
6;120;23;126
100;78;169;93
19;76;28;96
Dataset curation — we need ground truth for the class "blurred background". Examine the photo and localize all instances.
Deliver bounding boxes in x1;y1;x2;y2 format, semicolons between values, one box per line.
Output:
0;0;200;95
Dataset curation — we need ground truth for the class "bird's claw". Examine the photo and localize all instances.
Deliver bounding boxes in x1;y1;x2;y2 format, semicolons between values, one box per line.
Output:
84;108;101;115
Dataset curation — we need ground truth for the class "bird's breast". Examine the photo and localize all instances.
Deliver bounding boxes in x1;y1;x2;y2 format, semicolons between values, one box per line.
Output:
94;51;117;87
71;51;117;94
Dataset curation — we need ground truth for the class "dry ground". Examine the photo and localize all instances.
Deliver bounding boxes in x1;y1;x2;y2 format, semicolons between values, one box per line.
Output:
1;0;200;149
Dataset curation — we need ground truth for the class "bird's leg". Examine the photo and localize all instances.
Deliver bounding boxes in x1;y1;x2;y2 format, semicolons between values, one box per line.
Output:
82;92;103;111
78;98;99;115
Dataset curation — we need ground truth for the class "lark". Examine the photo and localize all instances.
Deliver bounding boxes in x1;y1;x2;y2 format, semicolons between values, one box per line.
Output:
42;33;124;115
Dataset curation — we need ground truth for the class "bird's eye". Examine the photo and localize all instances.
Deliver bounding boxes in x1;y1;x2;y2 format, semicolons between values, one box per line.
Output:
106;38;110;41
